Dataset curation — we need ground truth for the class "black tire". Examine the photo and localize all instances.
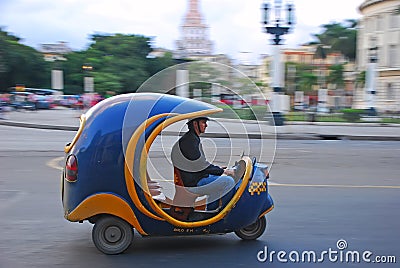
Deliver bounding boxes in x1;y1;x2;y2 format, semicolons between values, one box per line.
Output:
92;216;133;255
234;216;266;240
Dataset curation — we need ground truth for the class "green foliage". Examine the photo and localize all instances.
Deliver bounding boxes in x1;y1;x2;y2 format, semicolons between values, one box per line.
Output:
233;108;256;120
1;19;359;95
298;72;318;92
287;20;358;94
92;72;122;95
341;108;365;122
0;28;50;91
146;52;176;76
381;117;400;124
356;71;366;88
63;51;86;93
63;34;176;94
312;20;357;61
284;62;317;93
341;108;365;114
327;64;345;88
215;104;258;120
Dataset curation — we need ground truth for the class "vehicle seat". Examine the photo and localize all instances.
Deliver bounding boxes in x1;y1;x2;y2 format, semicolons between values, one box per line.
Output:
169;167;202;221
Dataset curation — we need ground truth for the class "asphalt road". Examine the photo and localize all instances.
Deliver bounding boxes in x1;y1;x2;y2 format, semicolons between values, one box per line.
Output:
0;125;399;267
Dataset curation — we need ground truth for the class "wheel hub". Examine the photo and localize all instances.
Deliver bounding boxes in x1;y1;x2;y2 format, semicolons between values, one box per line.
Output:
104;226;122;243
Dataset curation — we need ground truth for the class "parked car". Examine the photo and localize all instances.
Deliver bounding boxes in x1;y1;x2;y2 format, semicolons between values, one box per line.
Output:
35;95;51;109
9;92;36;110
59;95;83;109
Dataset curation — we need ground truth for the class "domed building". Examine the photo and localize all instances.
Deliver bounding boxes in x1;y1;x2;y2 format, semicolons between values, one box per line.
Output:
355;0;400;112
174;0;214;59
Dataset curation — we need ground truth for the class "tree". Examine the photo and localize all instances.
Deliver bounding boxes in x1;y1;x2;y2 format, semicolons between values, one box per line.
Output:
187;61;223;97
327;64;345;89
146;51;176;77
311;20;357;61
63;34;176;94
356;70;366;89
298;72;318;93
304;20;357;93
284;62;317;93
92;71;122;95
63;51;86;94
0;28;49;92
86;34;152;93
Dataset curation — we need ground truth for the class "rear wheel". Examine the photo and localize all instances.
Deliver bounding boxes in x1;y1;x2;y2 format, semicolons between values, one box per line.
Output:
92;215;133;254
234;216;266;240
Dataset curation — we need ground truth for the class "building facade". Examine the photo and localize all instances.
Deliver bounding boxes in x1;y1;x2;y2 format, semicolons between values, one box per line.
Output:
260;46;354;100
39;41;72;62
175;0;214;59
354;0;400;112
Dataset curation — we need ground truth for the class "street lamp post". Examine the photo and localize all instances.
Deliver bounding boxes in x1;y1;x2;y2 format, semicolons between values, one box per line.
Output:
51;61;64;93
262;0;295;125
82;64;94;93
365;37;378;116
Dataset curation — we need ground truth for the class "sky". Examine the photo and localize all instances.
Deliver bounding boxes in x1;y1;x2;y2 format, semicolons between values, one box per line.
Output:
0;0;363;64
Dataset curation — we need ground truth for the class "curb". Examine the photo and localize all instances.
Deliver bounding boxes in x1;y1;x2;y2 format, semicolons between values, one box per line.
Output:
0;120;78;131
286;121;400;127
1;120;399;141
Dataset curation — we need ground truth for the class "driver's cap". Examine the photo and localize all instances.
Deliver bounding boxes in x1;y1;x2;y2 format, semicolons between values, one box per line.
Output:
186;116;209;125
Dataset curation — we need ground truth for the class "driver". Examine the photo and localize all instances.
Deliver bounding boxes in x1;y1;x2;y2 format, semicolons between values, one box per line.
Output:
171;116;235;209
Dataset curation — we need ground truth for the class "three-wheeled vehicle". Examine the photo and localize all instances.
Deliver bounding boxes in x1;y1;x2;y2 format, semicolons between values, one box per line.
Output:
62;93;274;254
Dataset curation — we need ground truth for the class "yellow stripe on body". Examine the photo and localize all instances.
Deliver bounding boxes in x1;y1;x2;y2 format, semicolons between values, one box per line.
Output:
259;205;274;218
66;193;147;235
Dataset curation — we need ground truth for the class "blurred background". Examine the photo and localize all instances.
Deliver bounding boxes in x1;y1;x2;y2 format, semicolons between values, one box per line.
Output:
0;0;399;124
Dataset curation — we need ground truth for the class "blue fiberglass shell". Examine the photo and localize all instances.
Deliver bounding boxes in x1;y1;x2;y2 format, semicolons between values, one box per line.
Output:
63;93;221;216
62;92;274;236
208;164;274;234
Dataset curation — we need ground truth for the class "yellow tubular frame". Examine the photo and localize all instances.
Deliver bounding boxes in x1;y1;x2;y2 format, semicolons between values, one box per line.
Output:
124;110;221;222
64;115;86;153
128;109;254;228
124;113;171;221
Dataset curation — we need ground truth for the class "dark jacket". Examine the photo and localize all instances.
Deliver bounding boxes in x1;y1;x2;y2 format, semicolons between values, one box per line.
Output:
171;129;223;187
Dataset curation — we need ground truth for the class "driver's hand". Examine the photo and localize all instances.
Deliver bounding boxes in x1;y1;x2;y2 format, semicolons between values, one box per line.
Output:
223;168;235;176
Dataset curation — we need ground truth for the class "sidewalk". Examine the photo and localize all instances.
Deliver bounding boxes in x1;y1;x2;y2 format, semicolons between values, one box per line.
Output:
0;108;399;141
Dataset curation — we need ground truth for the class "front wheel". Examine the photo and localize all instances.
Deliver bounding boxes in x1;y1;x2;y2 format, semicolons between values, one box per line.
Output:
234;216;266;240
92;215;133;254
